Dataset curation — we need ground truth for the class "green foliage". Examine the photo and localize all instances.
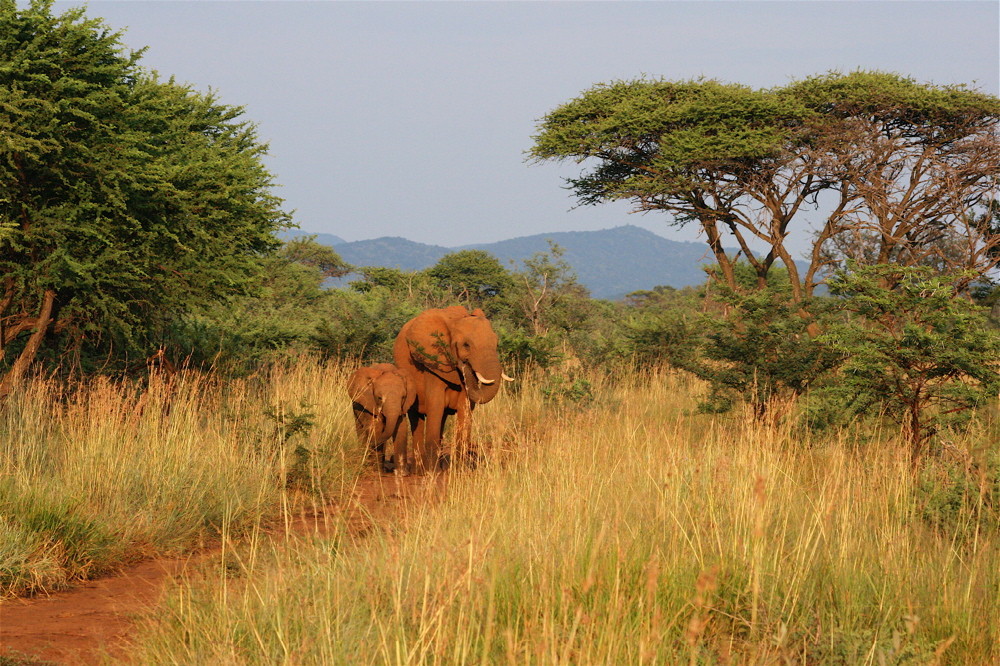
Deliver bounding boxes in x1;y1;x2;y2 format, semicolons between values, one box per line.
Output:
531;71;1000;305
349;266;435;296
425;249;513;305
278;236;350;278
623;309;697;366
531;78;808;194
709;260;793;295
494;324;560;368
170;239;432;368
682;290;839;419
621;285;703;366
511;242;591;337
262;400;317;491
624;284;696;308
0;1;289;379
171;252;331;369
531;70;999;432
821;264;1000;456
539;373;595;408
801;626;938;665
785;70;1000;135
972;280;1000;327
263;401;316;445
314;287;426;362
915;435;1000;540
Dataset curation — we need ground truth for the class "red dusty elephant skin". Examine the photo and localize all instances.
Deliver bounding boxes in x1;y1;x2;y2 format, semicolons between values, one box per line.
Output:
393;306;512;474
347;363;415;474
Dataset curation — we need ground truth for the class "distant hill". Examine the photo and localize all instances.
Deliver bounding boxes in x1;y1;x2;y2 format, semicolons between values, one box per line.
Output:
288;225;727;299
278;230;347;247
335;236;451;272
462;226;718;299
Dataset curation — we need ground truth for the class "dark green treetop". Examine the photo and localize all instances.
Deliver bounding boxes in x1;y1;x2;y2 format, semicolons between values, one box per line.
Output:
531;72;1000;301
279;236;351;279
425;249;513;303
0;0;290;388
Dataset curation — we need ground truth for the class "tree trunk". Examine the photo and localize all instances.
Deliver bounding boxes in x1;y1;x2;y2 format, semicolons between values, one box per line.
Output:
0;290;56;399
700;218;737;291
906;401;926;467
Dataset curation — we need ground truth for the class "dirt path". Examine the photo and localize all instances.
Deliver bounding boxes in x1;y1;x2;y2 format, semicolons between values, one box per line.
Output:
0;471;444;665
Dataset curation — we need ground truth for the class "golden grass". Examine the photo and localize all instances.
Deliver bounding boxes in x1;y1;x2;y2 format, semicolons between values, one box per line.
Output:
0;361;366;596
131;366;1000;665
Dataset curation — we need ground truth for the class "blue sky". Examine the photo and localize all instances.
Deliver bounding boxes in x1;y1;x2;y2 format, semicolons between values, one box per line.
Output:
60;1;1000;254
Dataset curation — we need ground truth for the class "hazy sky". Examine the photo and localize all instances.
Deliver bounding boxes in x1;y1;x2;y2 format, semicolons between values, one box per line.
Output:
59;1;999;252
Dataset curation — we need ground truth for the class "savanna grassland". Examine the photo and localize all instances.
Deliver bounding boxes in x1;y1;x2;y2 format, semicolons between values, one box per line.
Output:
76;362;996;666
0;362;366;599
3;6;1000;664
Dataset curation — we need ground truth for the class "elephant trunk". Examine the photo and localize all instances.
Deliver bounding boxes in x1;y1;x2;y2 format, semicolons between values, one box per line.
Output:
464;356;503;404
379;400;405;440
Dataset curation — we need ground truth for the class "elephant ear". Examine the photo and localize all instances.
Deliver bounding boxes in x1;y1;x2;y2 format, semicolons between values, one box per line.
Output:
470;308;486;318
347;368;377;413
404;312;462;386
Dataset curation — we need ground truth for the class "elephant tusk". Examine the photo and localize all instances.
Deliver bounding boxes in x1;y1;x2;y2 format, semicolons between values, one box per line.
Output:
501;372;515;382
474;370;496;385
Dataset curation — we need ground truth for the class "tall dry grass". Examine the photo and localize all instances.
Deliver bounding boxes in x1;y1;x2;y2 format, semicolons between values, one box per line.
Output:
132;367;1000;664
0;361;365;596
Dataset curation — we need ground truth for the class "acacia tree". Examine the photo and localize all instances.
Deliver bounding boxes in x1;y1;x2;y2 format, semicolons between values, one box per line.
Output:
532;79;817;297
0;1;289;390
791;72;1000;292
530;72;1000;301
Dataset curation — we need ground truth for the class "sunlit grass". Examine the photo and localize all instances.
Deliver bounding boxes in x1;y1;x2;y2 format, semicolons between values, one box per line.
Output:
132;367;1000;664
0;361;366;596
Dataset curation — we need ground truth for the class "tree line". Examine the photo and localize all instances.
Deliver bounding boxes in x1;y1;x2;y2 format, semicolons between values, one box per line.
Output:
2;1;999;459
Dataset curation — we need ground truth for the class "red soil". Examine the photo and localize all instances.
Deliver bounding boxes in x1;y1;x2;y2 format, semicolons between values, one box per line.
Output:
0;471;442;664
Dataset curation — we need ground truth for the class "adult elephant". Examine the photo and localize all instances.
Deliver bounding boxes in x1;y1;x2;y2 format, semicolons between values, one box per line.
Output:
347;363;415;474
393;306;512;474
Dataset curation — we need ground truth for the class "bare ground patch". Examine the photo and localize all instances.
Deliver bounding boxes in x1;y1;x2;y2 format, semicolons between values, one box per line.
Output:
0;471;444;664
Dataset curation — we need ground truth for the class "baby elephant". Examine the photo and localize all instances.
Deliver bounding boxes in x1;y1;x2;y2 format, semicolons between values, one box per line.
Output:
347;363;416;474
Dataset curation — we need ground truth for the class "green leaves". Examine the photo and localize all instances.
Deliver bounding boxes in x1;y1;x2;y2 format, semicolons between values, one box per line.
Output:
278;236;350;279
425;249;513;303
680;288;840;419
532;78;808;178
0;2;289;374
531;71;1000;305
786;70;1000;137
821;264;1000;455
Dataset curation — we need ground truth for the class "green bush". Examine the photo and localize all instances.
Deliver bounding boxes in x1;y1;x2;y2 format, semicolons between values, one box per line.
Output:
822;264;1000;457
917;449;1000;538
680;290;840;420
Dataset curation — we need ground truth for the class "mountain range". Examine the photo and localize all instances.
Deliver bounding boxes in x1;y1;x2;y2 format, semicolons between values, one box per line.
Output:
281;225;723;300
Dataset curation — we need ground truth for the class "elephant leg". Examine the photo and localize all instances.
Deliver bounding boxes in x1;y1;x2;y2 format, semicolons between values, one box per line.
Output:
409;411;430;475
421;400;447;474
454;398;475;466
438;410;453;471
390;421;409;476
375;439;391;473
